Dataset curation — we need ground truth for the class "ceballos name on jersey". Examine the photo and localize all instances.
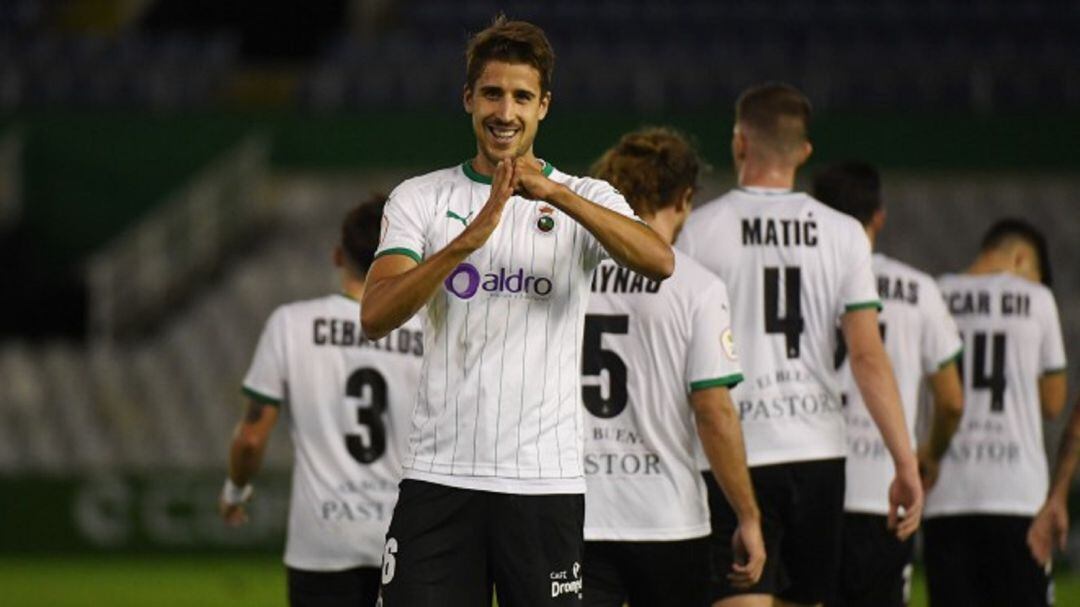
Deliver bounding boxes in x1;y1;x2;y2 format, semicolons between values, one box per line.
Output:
445;263;554;300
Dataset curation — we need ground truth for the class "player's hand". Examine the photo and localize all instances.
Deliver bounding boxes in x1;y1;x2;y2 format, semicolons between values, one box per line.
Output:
917;445;940;492
512;156;562;201
887;460;923;541
1027;497;1069;567
728;518;766;589
219;499;250;527
459;159;515;250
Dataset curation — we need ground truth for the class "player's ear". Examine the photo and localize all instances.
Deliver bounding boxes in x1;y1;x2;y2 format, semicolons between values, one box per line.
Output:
333;246;344;268
731;125;747;162
871;208;887;232
677;186;694;213
463;84;474;113
538;90;551;121
798;140;813;165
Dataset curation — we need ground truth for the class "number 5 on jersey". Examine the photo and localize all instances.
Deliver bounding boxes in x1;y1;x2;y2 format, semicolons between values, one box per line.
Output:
582;315;629;418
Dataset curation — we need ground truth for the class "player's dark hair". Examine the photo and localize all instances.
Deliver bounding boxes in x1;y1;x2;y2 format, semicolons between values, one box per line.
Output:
590;126;703;217
980;218;1053;288
341;194;388;275
465;15;555;93
812;161;882;226
735;82;812;155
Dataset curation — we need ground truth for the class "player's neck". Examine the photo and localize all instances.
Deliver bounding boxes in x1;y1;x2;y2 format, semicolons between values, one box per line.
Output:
865;226;878;250
737;162;797;190
640;212;677;245
341;275;366;301
470;149;539;177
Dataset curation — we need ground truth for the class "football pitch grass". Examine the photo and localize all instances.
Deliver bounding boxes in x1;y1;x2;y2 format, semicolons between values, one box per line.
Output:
2;554;1078;606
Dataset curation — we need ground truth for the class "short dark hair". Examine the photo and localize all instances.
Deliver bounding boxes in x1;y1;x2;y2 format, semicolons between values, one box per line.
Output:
812;161;882;226
735;82;812;155
590;127;702;217
980;218;1053;287
341;194;388;275
465;15;555;93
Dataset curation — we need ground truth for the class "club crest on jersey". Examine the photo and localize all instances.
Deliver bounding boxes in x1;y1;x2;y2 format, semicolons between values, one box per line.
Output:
445;262;553;300
721;327;738;361
535;205;556;234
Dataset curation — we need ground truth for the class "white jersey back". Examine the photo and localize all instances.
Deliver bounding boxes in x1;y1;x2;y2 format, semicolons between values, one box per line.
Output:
925;273;1067;516
376;162;640;494
842;254;963;514
583;251;743;541
242;294;423;570
677;188;880;467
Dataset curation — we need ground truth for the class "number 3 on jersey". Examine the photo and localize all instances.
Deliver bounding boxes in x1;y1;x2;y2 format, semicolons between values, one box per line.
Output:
764;266;804;359
344;368;388;463
582;314;629;418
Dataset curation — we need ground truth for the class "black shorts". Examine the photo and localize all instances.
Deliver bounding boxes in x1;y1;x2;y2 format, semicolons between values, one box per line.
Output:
378;479;584;607
827;513;914;607
287;566;380;607
923;515;1052;607
583;537;709;607
704;457;845;604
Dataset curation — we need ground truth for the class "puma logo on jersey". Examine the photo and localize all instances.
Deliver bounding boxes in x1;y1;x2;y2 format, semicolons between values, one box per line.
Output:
446;209;473;227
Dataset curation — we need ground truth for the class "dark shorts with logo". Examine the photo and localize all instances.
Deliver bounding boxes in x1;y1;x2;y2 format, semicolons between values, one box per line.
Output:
924;515;1052;607
583;537;709;607
378;479;584;607
287;566;380;607
827;513;914;607
704;458;846;604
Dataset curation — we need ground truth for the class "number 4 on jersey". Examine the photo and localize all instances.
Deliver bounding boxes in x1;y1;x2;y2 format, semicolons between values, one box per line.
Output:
764;267;804;359
958;332;1007;413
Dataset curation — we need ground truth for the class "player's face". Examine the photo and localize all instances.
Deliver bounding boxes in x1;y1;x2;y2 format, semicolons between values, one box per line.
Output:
464;61;550;167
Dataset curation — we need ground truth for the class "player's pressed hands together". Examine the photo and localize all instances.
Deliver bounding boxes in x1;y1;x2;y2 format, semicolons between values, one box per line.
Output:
459;158;516;251
729;517;766;589
888;460;923;540
511;155;561;201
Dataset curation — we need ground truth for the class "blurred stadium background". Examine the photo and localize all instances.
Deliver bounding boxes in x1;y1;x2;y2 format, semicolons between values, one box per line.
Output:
0;0;1078;605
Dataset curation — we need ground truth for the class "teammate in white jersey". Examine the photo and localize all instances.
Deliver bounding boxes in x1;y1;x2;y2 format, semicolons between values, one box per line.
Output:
677;83;922;607
219;197;423;607
924;219;1067;607
360;17;674;607
812;162;965;607
581;127;765;606
1028;394;1080;567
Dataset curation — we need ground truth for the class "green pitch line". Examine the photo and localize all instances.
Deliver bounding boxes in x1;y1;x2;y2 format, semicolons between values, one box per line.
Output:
0;555;1077;607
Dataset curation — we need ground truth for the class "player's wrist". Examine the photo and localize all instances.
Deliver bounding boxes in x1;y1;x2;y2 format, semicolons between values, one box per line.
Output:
221;478;253;505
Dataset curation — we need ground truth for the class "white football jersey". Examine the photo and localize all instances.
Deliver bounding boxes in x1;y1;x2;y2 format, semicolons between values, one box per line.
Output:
677;187;880;467
376;161;640;495
583;251;743;541
242;294;423;570
925;272;1067;516
841;254;963;514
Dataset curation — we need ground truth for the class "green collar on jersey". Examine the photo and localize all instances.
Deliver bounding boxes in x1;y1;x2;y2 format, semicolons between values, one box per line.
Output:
462;159;554;184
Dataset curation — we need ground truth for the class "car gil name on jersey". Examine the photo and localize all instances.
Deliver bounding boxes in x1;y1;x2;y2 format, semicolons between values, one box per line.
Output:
947;290;1032;317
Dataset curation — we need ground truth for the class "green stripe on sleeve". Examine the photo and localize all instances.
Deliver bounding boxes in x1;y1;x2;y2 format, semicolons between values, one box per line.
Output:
690;373;744;391
242;386;282;406
374;248;422;263
937;347;964;370
1042;367;1068;376
845;300;883;312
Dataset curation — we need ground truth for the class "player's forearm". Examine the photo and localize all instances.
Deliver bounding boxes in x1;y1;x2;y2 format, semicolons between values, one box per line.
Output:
1048;404;1080;501
925;366;964;462
546;187;674;281
228;427;269;486
361;239;476;339
1039;372;1068;420
850;350;917;469
694;396;760;523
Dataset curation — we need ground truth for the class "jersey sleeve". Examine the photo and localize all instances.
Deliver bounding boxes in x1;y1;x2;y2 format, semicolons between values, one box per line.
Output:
1038;289;1068;374
919;278;964;373
573;177;643;268
838;221;881;316
241;307;288;405
686;276;744;392
375;181;430;263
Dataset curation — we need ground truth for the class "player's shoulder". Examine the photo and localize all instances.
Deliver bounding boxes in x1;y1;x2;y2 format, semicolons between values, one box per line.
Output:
274;293;350;320
550;166;620;199
390;164;465;199
875;253;936;287
673;249;728;292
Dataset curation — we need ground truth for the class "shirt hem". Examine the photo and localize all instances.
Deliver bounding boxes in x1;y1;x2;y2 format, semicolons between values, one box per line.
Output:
403;469;586;495
584;525;711;542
